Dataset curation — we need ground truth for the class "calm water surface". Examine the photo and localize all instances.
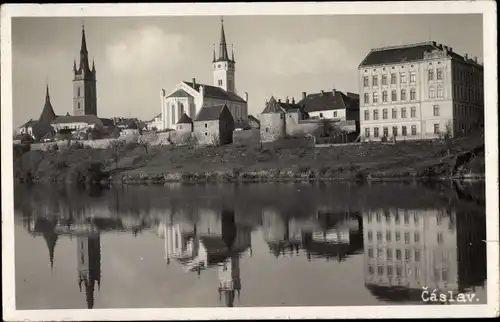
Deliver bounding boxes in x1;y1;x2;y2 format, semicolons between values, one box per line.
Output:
14;182;487;309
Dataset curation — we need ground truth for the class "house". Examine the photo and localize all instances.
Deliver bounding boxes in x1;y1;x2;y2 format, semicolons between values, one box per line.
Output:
358;41;483;141
172;113;194;144
51;115;104;132
160;19;248;130
247;115;261;129
259;96;312;143
193;104;235;146
145;113;163;131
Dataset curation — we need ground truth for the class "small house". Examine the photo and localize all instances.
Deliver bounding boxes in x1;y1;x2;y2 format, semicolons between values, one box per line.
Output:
193;104;235;146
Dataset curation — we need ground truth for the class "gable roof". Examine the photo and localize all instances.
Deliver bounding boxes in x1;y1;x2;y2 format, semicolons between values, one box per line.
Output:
248;115;260;126
177;113;193;124
52;115;103;125
183;81;246;103
195;104;228;122
166;88;193;99
297;90;360;113
261;96;305;114
359;41;483;68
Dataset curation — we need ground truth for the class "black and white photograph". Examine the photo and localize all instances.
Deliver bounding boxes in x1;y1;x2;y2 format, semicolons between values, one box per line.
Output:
1;2;498;321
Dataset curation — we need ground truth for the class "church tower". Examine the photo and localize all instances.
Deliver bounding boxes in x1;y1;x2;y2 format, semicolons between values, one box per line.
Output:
77;233;101;309
73;25;97;116
213;17;236;93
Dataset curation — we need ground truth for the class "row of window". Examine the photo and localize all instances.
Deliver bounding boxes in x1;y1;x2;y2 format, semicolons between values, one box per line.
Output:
363;69;444;88
367;230;421;244
363;105;432;121
363;88;417;104
364;123;442;138
368;247;422;263
367;212;448;225
453;68;483;86
453;83;483;103
367;264;450;282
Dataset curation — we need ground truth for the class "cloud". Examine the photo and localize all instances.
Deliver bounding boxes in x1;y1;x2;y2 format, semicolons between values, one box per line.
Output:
246;37;356;77
105;26;188;74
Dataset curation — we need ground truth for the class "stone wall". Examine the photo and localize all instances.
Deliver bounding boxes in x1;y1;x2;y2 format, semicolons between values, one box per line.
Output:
260;113;285;143
233;129;260;146
285;114;320;137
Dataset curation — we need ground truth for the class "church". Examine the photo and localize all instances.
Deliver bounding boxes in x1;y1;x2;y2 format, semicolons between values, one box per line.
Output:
159;18;249;130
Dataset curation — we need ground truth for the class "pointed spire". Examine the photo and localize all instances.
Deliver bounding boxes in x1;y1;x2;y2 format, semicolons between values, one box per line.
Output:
78;24;91;74
73;59;77;71
213;44;216;62
45;84;50;102
81;24;88;54
92;59;95;72
218;16;229;61
39;84;57;123
231;44;235;62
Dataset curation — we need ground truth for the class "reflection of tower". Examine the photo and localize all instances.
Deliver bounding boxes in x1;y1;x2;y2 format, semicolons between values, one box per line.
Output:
77;233;101;309
218;254;241;307
43;230;58;271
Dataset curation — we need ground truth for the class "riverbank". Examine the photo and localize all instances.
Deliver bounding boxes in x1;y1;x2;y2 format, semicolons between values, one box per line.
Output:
13;135;485;185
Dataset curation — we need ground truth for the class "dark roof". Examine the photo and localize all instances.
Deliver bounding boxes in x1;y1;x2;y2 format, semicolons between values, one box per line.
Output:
248;115;260;126
52;115;102;125
177;113;193;124
166;88;193;99
261;96;306;114
39;86;57;124
19;119;37;128
359;41;483;68
297;90;359;113
32;122;53;139
183;81;246;103
100;118;114;127
194;104;227;122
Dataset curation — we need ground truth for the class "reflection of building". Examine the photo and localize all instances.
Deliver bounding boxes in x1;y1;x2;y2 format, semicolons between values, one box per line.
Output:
218;255;241;307
77;233;101;309
363;207;486;302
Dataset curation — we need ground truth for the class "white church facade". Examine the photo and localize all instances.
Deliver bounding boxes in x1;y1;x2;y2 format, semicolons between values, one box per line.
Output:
159;18;249;130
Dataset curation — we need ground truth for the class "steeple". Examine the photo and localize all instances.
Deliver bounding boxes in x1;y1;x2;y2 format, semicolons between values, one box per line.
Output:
78;25;91;74
73;59;77;72
231;45;235;62
213;44;216;62
39;84;57;123
218;17;229;61
43;231;58;271
92;59;95;72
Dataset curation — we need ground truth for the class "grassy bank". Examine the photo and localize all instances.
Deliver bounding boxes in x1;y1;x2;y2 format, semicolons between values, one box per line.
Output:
13;135;485;185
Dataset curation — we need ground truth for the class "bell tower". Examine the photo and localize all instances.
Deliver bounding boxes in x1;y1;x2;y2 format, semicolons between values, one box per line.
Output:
73;25;97;116
213;17;236;93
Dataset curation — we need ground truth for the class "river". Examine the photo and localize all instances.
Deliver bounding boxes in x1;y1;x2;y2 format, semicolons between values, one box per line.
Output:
13;181;487;309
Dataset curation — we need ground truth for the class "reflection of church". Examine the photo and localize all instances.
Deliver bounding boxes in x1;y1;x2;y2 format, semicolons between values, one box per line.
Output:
362;207;486;302
160;207;251;307
261;208;364;261
77;233;102;309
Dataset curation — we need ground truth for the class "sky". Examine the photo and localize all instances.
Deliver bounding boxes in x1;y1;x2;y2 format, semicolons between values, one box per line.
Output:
11;14;483;127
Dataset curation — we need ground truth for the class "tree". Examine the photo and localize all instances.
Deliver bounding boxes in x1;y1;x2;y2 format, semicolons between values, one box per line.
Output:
110;140;125;170
137;135;151;154
442;121;453;156
210;133;221;147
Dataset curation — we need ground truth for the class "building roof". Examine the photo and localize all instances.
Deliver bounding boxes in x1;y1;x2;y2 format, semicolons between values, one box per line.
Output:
261;96;306;114
39;85;57;124
195;104;228;122
177;113;193;124
359;41;483;68
297;90;359;113
248;115;260;126
52;114;103;125
149;113;162;122
183;81;246;103
166;88;193;99
100;118;114;127
19;119;38;128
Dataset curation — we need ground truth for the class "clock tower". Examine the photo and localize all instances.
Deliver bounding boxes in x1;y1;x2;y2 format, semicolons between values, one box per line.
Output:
213;17;235;93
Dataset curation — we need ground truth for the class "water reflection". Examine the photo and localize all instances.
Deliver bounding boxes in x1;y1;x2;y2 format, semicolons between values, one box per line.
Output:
13;182;487;309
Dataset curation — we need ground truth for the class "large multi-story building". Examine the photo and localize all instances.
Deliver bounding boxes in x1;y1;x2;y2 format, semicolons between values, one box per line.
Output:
358;41;484;141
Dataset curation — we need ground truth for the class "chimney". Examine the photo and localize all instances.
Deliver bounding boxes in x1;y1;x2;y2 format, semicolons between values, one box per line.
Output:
292;97;295;104
333;89;337;95
432;41;437;46
199;85;204;98
278;99;281;103
474;56;478;63
245;92;248;102
464;53;469;60
448;47;453;53
286;97;289;104
192;78;196;88
302;92;306;100
321;90;324;96
443;46;448;55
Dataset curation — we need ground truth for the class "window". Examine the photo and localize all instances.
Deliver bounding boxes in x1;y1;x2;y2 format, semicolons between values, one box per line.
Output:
265;127;269;132
377;266;384;276
405;249;411;260
410;72;416;83
386;231;392;241
396;249;402;261
402;126;407;136
205;123;208;128
377;231;382;241
410;106;416;118
433;105;440;116
393;126;398;137
391;90;397;102
437;233;443;244
434;123;440;134
382;109;388;120
401;108;407;119
382;91;388;102
396;266;403;278
400;72;406;83
365;127;370;138
410;88;417;100
373;109;379;120
414;232;420;243
428;69;434;81
78;102;81;109
395;231;401;241
391;73;397;84
204;132;208;136
411;125;417;136
404;212;409;224
442;268;448;282
387;266;393;277
368;213;372;223
437;86;444;98
368;265;374;275
368;248;374;258
374;127;379;138
373;92;378;104
333;111;337;117
377;248;383;258
392;108;397;119
372;75;378;86
78;87;81;96
436;68;443;80
429;86;435;98
367;231;373;241
387;249;393;260
415;249;421;262
364;93;370;104
218;79;223;86
319;112;324;118
404;232;410;244
401;89;407;101
363;76;369;87
364;110;370;121
382;74;388;85
383;127;389;137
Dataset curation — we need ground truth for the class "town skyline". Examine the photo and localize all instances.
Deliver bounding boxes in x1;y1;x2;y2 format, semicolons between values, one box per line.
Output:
12;14;483;127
